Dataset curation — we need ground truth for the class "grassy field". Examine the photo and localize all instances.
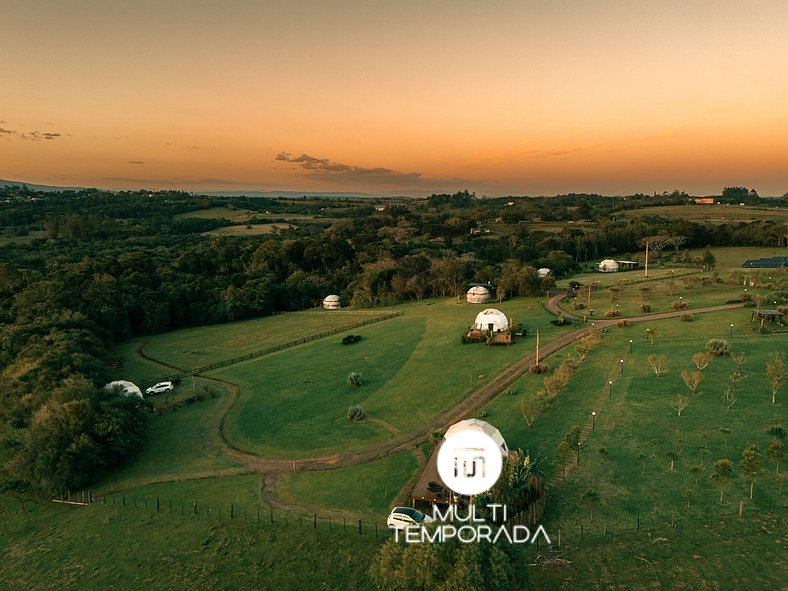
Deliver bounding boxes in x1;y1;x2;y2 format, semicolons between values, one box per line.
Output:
205;223;293;236
618;203;788;222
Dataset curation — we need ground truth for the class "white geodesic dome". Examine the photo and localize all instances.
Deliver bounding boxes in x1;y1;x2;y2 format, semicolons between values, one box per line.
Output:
105;380;143;399
537;268;551;278
444;419;509;457
322;294;341;309
598;259;619;272
466;285;492;304
473;308;509;332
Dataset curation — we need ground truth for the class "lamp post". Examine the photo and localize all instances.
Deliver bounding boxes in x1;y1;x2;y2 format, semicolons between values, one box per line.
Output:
577;442;581;465
730;323;734;336
608;380;613;398
592;411;596;432
620;359;625;375
629;339;633;352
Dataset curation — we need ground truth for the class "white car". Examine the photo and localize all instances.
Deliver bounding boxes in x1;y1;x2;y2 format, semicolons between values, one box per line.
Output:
386;507;433;531
145;381;174;396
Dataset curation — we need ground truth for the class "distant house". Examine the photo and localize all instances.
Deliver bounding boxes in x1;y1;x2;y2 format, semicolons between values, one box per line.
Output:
694;197;715;204
322;295;341;309
598;259;619;273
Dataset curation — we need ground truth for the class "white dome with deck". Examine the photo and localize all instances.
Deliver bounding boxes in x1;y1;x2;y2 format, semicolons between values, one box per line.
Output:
322;294;341;309
473;308;509;332
466;285;492;304
444;419;509;457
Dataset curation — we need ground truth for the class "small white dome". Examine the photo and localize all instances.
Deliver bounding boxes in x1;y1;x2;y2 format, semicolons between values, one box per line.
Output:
537;268;551;277
322;294;341;309
105;380;143;399
445;419;509;457
598;259;619;272
466;285;492;304
473;308;509;332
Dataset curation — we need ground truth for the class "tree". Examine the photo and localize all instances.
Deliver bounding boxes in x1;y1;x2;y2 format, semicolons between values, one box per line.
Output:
681;370;704;396
346;372;362;387
731;353;746;371
722;388;736;410
640;235;671;259
739;443;761;499
668;235;686;253
580;489;600;522
701;248;716;270
710;459;733;504
692;351;713;371
705;339;731;356
639;286;651;301
555;440;571;480
671;395;689;417
767;438;784;476
767;421;786;441
766;352;786;404
666;450;679;470
561;425;582;466
646;328;656;345
648;354;667;378
682;483;694;509
729;371;747;391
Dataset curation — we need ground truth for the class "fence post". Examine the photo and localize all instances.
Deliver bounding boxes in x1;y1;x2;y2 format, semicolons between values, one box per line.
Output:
257;506;260;523
193;501;197;516
157;497;160;512
122;493;125;507
581;524;584;542
636;515;639;531
314;513;317;528
230;504;234;519
358;519;362;535
270;507;273;524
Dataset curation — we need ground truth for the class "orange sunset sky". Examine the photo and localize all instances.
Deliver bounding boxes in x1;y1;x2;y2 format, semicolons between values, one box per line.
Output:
2;0;788;196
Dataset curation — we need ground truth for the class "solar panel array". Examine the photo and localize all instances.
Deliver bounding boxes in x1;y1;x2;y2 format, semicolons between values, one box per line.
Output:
742;256;788;268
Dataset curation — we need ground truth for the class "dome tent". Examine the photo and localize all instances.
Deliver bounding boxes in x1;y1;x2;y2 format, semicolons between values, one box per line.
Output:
322;294;341;309
466;285;492;304
473;308;509;332
444;419;509;458
537;268;551;278
104;380;143;399
598;259;619;272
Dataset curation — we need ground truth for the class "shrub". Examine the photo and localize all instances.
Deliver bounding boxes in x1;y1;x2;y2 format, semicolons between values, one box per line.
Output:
529;364;549;374
604;310;620;318
550;315;572;326
346;405;366;421
681;313;694;322
342;334;362;345
346;372;363;387
617;320;632;327
640;303;652;313
705;338;731;356
671;301;688;310
572;301;585;310
476;408;488;418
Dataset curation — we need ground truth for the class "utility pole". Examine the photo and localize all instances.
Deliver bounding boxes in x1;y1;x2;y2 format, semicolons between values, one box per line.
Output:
644;239;649;278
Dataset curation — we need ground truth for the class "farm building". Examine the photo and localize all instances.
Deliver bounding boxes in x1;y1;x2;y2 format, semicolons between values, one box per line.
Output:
104;380;143;399
322;295;341;309
466;284;492;304
537;268;551;278
597;259;619;272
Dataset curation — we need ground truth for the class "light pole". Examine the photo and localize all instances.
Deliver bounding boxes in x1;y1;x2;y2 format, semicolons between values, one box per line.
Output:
730;323;734;336
629;339;633;353
592;411;596;432
620;359;625;375
576;442;581;465
608;380;613;398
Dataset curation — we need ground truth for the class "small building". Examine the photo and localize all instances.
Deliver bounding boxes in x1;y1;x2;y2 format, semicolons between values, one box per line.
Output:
322;294;341;310
537;268;551;278
616;260;640;271
104;380;143;399
751;309;785;326
598;259;619;273
466;284;492;304
694;197;715;204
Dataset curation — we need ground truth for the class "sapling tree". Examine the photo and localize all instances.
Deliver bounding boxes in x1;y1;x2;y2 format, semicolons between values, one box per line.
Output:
681;370;704;396
711;459;733;504
681;484;694;509
739;443;762;499
766;352;786;404
346;372;363;387
767;438;784;476
639;286;651;301
723;388;736;410
692;351;713;371
719;427;731;449
648;354;667;378
766;421;786;441
666;450;678;470
556;440;570;480
580;489;600;522
671;395;689;417
729;371;747;391
731;352;746;371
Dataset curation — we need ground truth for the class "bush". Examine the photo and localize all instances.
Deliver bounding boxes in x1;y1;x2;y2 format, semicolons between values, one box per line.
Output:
342;334;362;345
572;301;585;310
706;338;731;356
604;310;620;318
671;301;688;310
346;372;363;387
529;364;549;374
346;405;366;421
681;313;694;322
617;320;631;327
550;315;572;326
640;303;652;313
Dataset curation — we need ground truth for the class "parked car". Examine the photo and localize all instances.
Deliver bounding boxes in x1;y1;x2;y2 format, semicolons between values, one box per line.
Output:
145;381;174;396
386;507;433;531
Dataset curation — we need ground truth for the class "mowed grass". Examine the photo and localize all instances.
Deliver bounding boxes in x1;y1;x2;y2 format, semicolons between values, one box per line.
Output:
279;451;419;518
175;206;257;222
485;308;786;589
140;310;394;371
205;223;293;236
213;297;575;458
619;203;788;223
0;490;383;591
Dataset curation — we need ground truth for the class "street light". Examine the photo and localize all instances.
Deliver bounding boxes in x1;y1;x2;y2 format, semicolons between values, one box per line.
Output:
577;442;581;465
629;339;633;352
730;323;734;336
608;380;613;398
620;359;625;375
592;411;596;432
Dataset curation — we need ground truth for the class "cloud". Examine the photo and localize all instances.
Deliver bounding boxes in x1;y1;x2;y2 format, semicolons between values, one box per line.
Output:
275;152;475;189
128;161;145;164
0;126;63;141
0;127;13;135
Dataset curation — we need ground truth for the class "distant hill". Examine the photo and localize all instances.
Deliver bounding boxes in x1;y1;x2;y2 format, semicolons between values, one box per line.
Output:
0;179;84;192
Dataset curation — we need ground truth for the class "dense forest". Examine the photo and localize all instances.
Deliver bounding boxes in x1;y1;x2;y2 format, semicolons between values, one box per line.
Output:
0;185;785;493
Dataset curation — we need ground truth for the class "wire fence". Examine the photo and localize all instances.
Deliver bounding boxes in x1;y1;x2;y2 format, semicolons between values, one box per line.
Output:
139;311;402;389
